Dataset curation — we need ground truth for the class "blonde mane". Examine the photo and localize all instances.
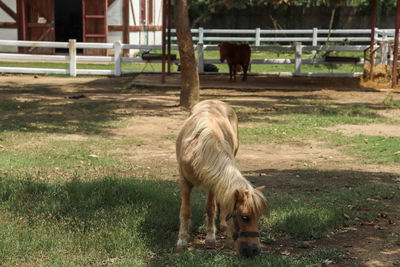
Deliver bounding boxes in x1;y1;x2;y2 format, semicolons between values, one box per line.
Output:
185;109;268;216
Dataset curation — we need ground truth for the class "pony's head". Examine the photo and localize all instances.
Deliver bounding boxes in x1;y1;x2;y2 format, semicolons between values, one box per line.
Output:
223;186;269;257
218;42;229;63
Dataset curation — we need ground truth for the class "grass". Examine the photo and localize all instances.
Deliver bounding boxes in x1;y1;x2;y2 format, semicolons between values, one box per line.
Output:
2;175;396;265
265;183;400;239
6;175;395;266
237;99;400;164
1;81;400;265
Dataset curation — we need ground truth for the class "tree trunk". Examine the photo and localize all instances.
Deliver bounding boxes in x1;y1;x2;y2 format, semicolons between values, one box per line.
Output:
174;0;200;109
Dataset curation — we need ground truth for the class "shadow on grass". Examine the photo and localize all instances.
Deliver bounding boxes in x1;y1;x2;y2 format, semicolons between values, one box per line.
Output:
0;176;204;251
0;79;181;135
2;168;398;265
244;168;400;240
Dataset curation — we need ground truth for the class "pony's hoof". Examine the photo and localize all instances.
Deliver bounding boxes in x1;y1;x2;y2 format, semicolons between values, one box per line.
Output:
205;239;216;249
176;239;188;252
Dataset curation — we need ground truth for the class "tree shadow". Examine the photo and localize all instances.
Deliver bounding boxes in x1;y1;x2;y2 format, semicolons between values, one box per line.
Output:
212;96;389;123
0;78;183;135
242;168;400;193
1;176;205;251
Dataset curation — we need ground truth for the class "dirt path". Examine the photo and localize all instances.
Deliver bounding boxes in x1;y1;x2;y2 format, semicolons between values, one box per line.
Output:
1;74;399;266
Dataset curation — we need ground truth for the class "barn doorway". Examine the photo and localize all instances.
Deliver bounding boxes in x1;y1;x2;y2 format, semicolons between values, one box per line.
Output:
54;0;82;44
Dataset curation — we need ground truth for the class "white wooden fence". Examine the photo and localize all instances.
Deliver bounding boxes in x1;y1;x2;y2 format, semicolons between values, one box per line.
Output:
179;27;394;46
0;38;370;78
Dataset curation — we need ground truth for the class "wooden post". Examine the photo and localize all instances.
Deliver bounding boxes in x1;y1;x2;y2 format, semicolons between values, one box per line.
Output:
294;42;302;76
114;41;122;76
312;27;318;57
123;0;129;56
198;27;204;43
69;39;77;77
392;0;400;88
104;0;108;43
197;43;204;74
370;0;377;80
18;0;27;53
255;28;261;46
382;31;388;65
161;0;166;83
167;0;171;74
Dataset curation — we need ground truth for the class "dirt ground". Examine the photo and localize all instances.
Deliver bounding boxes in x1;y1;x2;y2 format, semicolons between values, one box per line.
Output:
1;74;400;266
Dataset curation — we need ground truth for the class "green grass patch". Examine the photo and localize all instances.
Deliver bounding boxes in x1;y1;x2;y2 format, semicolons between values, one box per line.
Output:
263;183;400;240
383;95;400;108
332;135;400;164
161;251;303;267
0;176;205;266
235;100;400;164
0;98;137;134
1;174;398;265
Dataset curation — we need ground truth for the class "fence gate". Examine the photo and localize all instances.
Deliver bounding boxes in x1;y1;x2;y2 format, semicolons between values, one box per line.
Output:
82;0;108;55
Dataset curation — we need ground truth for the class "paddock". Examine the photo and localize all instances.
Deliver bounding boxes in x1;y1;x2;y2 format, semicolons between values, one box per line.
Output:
0;74;399;266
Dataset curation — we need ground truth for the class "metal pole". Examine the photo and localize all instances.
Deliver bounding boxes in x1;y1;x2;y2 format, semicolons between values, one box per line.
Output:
369;0;377;80
392;0;400;88
161;0;166;83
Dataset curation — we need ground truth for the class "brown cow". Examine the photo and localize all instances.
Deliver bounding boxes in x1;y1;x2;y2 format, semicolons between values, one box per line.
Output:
219;42;251;81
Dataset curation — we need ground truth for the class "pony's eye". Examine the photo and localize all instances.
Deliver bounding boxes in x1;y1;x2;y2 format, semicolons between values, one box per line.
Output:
241;215;250;222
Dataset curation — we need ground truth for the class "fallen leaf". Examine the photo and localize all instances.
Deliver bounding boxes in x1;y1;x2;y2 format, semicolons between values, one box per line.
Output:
374;225;388;230
343;214;351;220
280;250;291;256
394;151;400;155
89;154;99;158
362;222;375;226
323;259;334;266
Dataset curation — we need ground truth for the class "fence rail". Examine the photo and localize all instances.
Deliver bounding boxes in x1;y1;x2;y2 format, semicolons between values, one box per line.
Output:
0;38;373;77
169;27;394;47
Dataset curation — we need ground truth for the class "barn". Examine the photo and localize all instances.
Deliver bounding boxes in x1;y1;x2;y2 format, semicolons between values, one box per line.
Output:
0;0;163;54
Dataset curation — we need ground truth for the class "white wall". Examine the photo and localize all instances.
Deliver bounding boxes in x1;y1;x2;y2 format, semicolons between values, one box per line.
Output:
0;0;17;52
108;0;122;25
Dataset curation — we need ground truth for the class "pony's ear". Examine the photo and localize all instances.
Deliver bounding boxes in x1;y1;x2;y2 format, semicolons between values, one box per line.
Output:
235;189;248;203
255;186;265;192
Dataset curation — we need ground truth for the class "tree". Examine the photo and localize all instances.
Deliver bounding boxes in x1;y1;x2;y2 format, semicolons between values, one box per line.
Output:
174;0;200;109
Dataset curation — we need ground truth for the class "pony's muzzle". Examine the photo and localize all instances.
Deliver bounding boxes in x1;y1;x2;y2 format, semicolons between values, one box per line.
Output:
239;241;260;258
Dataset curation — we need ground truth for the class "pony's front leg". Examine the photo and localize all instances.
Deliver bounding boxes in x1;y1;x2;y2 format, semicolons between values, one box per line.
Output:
205;193;217;248
177;178;193;251
228;64;233;81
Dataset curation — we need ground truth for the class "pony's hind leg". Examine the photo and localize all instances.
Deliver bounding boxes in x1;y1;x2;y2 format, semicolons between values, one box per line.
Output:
205;192;217;248
242;64;248;81
177;177;193;251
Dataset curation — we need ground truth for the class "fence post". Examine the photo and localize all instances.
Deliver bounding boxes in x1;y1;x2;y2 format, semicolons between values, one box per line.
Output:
113;41;122;76
294;42;302;76
68;39;77;77
382;31;388;65
312;27;318;56
256;28;261;46
373;27;379;64
198;27;204;44
197;43;204;74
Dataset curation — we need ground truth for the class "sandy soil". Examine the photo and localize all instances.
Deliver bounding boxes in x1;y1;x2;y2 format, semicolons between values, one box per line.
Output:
1;74;399;266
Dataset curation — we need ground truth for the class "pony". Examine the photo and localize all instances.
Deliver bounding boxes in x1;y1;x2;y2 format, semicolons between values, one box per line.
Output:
176;100;269;257
219;42;251;81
